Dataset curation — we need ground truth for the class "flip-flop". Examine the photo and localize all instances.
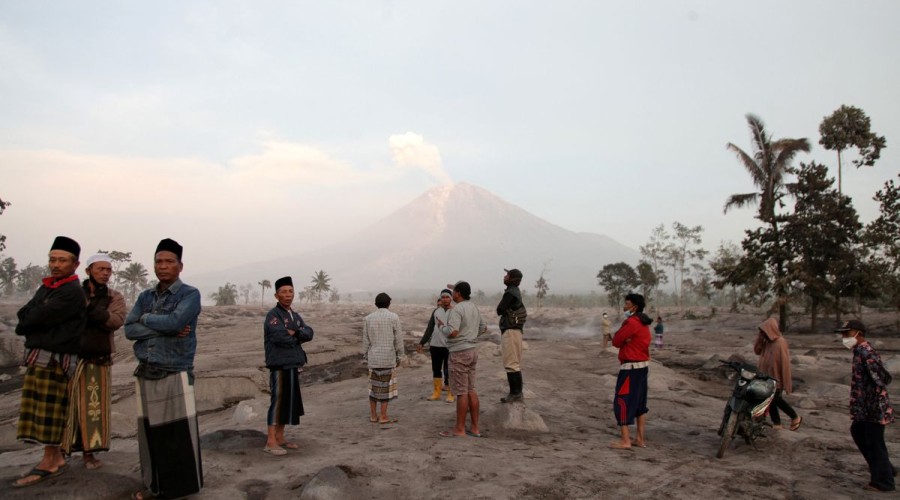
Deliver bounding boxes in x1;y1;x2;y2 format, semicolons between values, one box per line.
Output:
84;459;104;470
369;417;379;423
280;442;299;450
631;441;647;448
262;446;287;456
12;466;64;488
379;417;399;424
608;442;633;451
790;416;803;431
439;430;463;438
465;430;484;438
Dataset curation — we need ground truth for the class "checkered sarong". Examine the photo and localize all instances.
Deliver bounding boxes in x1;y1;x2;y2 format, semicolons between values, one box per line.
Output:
17;364;70;445
368;368;398;401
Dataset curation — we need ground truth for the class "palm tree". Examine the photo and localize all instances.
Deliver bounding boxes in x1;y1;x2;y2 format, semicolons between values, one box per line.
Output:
724;114;810;330
119;262;150;301
258;279;271;306
309;270;331;302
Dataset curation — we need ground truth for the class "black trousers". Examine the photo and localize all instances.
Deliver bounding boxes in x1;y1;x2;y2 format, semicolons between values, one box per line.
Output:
850;421;896;491
769;389;798;425
429;346;450;382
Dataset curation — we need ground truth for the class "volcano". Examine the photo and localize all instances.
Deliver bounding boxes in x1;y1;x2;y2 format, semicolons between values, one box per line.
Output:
197;183;639;295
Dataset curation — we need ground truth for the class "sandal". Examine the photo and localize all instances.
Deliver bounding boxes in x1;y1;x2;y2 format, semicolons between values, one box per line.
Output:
12;467;62;488
262;446;287;456
790;416;803;431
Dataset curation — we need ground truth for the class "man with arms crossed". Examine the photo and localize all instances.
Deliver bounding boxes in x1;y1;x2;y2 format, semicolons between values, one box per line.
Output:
125;238;202;500
12;236;86;488
61;253;126;470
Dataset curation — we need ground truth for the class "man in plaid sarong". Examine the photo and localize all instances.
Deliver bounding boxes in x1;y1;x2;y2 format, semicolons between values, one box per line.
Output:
12;236;86;488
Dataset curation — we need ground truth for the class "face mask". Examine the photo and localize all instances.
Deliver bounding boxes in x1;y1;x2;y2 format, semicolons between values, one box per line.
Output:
624;310;634;318
842;336;858;349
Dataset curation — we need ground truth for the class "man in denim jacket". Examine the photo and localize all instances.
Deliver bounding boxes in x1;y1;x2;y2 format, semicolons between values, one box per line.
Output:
125;238;202;500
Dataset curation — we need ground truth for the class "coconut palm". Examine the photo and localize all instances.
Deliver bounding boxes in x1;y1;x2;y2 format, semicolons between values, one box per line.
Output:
309;270;331;302
724;114;810;330
724;114;811;222
119;262;150;301
258;279;272;306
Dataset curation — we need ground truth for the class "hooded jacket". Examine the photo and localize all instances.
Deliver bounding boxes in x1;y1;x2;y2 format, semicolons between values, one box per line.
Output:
754;317;792;393
611;312;652;364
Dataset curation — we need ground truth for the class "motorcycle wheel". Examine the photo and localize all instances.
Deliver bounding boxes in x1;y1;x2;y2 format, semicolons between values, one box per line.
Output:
716;412;738;459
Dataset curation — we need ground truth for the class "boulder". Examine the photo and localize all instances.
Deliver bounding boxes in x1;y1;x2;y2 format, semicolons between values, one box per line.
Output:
232;400;260;425
491;402;549;433
299;466;360;500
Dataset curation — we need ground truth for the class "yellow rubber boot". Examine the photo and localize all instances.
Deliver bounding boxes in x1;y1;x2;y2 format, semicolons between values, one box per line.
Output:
445;390;455;403
428;378;442;400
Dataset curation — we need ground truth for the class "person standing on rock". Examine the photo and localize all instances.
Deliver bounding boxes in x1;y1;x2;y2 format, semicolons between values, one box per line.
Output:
754;317;802;432
653;316;664;349
600;312;612;351
124;238;202;500
362;292;404;424
12;236;86;488
61;253;126;470
497;268;527;403
417;289;455;403
837;320;895;492
440;281;487;438
610;293;652;450
263;276;314;456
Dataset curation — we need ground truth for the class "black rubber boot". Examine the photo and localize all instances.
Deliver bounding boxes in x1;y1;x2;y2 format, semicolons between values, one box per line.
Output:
501;372;524;403
501;372;515;403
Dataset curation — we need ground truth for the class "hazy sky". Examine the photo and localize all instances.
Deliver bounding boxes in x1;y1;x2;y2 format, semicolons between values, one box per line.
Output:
2;1;898;277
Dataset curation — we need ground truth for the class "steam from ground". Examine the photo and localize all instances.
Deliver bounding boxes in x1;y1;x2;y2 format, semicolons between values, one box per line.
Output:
389;132;452;185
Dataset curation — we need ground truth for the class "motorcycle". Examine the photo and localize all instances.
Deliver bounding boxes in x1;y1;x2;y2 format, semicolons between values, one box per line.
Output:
715;360;777;458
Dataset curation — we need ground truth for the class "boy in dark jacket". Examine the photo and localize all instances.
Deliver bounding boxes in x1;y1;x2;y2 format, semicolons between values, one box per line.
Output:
497;268;527;403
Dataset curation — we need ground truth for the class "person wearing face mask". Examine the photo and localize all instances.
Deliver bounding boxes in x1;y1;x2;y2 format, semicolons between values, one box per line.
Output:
610;293;652;449
837;320;895;492
754;317;802;431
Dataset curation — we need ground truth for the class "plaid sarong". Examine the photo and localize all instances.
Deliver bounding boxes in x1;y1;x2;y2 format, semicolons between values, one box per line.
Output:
368;368;398;402
17;364;69;445
136;371;203;499
268;368;305;426
61;360;111;454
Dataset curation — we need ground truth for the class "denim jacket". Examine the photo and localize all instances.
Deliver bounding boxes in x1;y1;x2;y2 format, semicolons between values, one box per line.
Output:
124;279;201;372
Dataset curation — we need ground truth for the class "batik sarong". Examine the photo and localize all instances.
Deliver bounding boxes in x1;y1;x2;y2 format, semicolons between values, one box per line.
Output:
62;360;111;454
17;363;69;444
268;368;304;426
136;371;203;499
368;368;398;401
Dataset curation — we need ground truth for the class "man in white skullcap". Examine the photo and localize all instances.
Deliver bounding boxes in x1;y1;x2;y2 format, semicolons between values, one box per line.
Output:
61;253;126;470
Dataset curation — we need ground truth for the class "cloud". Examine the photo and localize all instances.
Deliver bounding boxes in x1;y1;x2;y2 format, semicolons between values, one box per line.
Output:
389;132;452;185
0;132;447;273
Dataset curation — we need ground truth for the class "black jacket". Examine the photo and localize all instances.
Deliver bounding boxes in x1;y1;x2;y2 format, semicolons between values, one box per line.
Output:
16;276;86;354
496;284;526;332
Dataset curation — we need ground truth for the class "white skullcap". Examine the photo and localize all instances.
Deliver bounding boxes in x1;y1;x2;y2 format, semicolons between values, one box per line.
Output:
86;253;112;267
